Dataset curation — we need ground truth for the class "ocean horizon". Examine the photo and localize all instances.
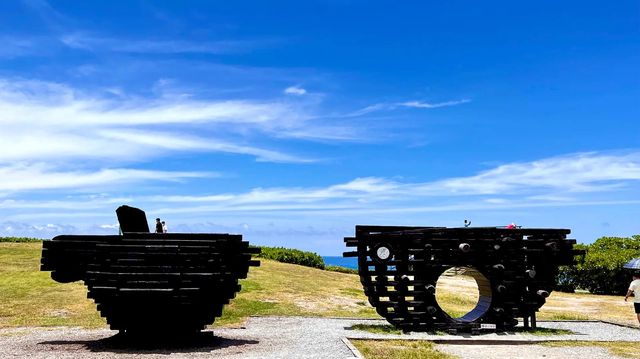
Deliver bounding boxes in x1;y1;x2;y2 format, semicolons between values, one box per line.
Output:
322;256;357;269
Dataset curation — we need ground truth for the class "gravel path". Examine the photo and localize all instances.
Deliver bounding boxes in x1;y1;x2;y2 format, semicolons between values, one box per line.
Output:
0;318;637;359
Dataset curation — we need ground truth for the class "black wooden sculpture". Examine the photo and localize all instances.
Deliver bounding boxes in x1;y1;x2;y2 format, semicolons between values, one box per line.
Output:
344;225;581;334
41;206;260;336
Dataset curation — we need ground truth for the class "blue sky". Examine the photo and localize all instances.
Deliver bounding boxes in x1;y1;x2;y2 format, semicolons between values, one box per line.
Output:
0;0;638;254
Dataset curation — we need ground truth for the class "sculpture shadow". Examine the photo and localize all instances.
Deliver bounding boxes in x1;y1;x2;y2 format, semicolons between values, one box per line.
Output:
40;332;259;355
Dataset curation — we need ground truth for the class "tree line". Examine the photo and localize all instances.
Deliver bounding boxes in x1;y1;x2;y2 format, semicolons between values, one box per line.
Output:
556;235;640;295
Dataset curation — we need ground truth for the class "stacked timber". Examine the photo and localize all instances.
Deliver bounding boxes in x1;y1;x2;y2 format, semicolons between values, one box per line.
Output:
344;225;582;334
40;207;259;336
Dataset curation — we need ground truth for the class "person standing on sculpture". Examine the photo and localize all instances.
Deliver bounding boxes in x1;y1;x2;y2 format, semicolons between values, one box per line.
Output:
624;273;640;325
155;218;163;233
162;221;168;233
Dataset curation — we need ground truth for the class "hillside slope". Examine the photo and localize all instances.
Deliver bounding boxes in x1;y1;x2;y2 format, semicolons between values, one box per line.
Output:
0;243;635;328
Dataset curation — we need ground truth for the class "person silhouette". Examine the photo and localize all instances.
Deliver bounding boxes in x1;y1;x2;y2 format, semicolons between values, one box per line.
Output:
162;221;168;233
624;273;640;325
155;218;163;233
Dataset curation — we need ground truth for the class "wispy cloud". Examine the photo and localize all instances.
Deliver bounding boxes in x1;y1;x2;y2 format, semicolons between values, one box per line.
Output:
0;163;213;192
18;1;276;59
1;77;467;167
21;0;70;32
0;78;328;164
284;86;307;95
400;99;471;108
140;151;640;213
0;36;39;59
348;99;470;117
98;130;313;163
426;152;640;195
59;33;263;55
8;151;636;212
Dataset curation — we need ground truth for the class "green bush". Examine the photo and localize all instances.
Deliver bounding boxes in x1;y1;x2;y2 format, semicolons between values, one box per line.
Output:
0;237;42;243
257;246;325;269
325;265;358;274
556;236;640;295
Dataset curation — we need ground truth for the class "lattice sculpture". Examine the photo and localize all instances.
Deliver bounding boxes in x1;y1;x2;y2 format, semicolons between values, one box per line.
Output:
41;206;260;336
344;225;581;334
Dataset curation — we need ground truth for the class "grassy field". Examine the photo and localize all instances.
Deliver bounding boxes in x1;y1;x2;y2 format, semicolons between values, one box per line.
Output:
351;340;456;359
0;242;375;328
0;242;104;328
0;242;637;330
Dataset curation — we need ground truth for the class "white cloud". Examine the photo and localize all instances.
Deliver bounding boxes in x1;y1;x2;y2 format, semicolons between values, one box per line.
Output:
0;78;324;164
348;99;470;117
0;163;212;192
97;130;313;163
0;78;471;166
1;221;77;237
284;86;307;95
399;99;471;108
424;152;640;195
139;151;640;214
3;151;638;213
10;151;629;212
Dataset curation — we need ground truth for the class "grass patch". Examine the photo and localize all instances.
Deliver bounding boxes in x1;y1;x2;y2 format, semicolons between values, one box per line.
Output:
543;341;640;358
351;339;457;359
510;327;574;335
542;312;590;321
214;298;303;327
537;289;632;324
213;259;377;326
0;243;103;328
350;324;404;335
348;324;568;336
340;287;365;297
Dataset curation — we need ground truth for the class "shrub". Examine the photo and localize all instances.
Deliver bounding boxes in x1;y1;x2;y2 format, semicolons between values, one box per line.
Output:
556;236;640;295
325;265;358;274
256;246;325;269
0;237;42;243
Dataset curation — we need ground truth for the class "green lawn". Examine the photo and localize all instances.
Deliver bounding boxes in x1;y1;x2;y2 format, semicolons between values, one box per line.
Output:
0;242;375;328
351;340;457;359
0;242;635;330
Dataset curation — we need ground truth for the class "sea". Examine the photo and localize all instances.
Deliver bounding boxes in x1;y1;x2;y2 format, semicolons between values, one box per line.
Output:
322;256;358;269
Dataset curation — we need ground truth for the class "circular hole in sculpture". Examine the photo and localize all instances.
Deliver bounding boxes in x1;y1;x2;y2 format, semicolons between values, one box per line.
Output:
435;266;492;322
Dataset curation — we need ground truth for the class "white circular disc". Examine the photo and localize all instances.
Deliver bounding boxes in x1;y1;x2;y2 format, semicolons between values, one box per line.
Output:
376;246;390;260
